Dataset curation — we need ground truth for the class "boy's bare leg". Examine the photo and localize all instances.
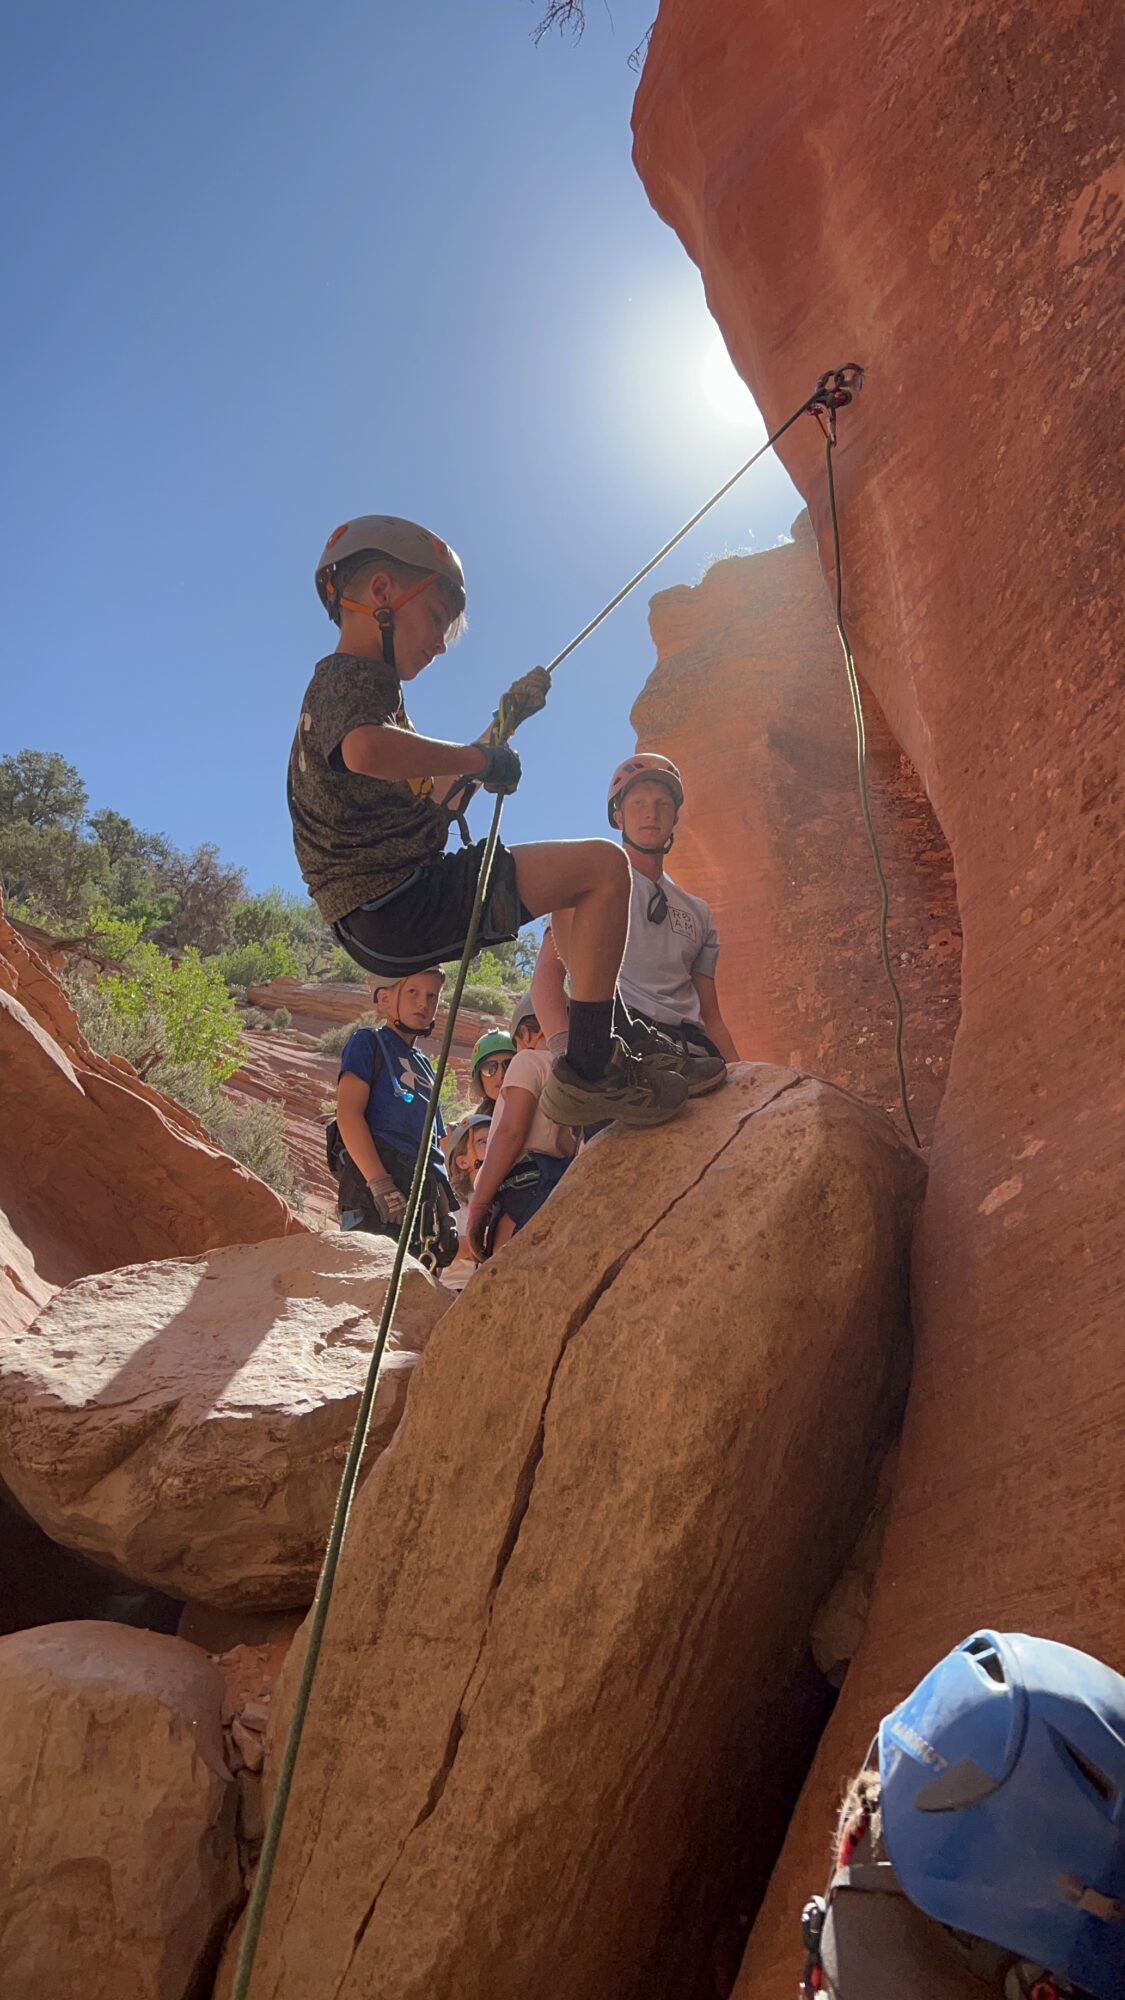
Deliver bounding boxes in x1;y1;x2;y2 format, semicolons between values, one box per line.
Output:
512;840;628;1000
510;840;685;1127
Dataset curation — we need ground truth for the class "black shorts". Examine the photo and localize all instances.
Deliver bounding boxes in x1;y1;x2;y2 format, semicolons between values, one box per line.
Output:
333;839;531;980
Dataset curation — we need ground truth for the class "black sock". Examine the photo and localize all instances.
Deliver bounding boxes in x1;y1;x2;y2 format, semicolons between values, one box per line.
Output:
566;998;614;1081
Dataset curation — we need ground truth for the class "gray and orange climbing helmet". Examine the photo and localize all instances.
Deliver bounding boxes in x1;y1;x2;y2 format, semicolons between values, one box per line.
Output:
315;515;466;628
606;752;685;827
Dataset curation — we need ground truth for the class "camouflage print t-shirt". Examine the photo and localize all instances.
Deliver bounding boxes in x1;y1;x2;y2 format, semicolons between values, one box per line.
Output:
287;654;451;922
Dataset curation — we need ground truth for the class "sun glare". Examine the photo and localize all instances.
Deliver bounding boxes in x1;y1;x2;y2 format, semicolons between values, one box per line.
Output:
700;334;765;436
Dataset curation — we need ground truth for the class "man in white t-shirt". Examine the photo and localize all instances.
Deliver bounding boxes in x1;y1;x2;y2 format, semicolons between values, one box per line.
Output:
606;753;739;1063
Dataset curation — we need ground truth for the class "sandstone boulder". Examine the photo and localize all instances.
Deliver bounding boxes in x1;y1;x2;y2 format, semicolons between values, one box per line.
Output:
0;908;302;1341
0;1620;240;2000
0;1232;450;1610
219;1067;923;2000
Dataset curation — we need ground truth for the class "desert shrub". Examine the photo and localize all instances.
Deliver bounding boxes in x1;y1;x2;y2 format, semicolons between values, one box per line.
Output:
322;945;365;983
271;1006;292;1029
84;944;243;1082
459;983;510;1018
317;1011;379;1056
209;935;298;991
205;1097;303;1204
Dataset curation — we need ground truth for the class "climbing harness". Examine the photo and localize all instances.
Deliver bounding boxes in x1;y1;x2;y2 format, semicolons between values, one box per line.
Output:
231;364;916;1998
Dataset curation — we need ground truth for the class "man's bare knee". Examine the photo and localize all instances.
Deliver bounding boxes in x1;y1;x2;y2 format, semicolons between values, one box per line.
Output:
585;838;630;890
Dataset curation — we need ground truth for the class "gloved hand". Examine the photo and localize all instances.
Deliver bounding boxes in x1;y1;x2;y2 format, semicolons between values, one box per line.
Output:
498;665;550;732
367;1174;407;1227
475;741;522;796
467;1199;492;1261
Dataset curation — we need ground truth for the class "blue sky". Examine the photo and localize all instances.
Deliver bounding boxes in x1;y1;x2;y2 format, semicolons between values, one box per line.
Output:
1;1;798;895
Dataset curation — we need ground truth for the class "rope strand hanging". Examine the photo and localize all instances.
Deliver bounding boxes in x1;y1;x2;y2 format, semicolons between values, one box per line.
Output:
230;361;911;2000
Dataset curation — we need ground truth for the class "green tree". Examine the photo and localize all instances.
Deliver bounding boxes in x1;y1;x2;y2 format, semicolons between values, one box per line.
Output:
0;820;106;926
211;935;300;990
228;889;327;977
151;842;246;956
0;750;87;831
100;943;244;1080
88;808;171;918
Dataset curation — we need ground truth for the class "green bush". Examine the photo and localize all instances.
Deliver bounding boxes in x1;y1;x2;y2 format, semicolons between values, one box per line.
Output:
322;945;365;983
460;982;511;1018
439;1068;470;1124
272;1006;292;1029
96;944;243;1082
317;1011;378;1055
68;970;301;1204
209;935;298;992
205;1098;303;1205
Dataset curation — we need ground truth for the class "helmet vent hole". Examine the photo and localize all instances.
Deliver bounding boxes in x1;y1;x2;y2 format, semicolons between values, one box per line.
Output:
1057;1736;1116;1804
964;1638;1006;1685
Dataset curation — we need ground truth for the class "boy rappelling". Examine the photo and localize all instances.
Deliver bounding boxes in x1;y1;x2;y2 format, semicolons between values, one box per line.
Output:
288;515;725;1132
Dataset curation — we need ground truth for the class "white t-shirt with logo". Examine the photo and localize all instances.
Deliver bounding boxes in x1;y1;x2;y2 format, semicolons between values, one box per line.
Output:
490;1049;577;1160
617;867;719;1027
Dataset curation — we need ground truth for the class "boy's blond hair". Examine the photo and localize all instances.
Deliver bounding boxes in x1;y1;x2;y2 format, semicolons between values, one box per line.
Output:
368;969;445;1019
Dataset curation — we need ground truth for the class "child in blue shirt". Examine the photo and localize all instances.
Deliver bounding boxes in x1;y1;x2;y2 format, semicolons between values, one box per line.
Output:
330;967;457;1272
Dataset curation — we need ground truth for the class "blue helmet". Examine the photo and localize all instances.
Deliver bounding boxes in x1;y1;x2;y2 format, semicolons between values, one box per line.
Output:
879;1630;1125;1998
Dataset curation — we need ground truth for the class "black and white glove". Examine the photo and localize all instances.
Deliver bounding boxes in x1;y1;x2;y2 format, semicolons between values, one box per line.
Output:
475;742;522;796
367;1174;407;1227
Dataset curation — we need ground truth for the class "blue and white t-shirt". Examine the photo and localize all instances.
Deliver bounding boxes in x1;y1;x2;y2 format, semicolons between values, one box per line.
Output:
338;1025;446;1174
617;868;720;1028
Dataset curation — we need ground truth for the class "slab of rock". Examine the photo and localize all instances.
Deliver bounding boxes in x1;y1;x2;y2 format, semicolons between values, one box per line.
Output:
633;5;1125;1990
0;1620;240;2000
0;907;302;1341
217;1067;923;2000
0;1232;450;1610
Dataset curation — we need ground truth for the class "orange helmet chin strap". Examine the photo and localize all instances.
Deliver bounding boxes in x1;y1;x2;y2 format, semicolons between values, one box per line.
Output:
330;570;438;670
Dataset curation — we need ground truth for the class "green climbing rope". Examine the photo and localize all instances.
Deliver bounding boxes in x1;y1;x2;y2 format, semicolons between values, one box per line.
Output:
229;366;912;1997
229;789;506;2000
821;427;921;1148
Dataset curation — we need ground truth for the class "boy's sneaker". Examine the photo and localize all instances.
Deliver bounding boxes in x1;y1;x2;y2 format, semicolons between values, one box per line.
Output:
542;1041;688;1129
623;1020;727;1098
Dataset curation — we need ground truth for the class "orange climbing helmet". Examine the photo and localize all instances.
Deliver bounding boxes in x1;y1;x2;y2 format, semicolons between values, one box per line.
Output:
606;753;685;827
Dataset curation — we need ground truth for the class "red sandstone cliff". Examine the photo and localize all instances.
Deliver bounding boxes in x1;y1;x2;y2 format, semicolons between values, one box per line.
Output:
633;512;961;1148
633;3;1124;1989
0;911;302;1339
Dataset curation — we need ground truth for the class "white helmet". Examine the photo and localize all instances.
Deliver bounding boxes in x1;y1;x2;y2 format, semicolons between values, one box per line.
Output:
315;515;465;621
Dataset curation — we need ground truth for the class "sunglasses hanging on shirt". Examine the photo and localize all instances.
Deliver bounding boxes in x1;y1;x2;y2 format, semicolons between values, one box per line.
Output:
647;883;669;926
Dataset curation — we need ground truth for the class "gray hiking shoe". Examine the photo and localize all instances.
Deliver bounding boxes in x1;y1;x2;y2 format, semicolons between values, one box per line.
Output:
542;1041;688;1129
623;1021;728;1098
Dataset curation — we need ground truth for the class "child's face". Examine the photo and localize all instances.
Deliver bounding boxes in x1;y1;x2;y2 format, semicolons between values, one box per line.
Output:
616;778;678;853
382;973;443;1034
514;1018;545;1052
455;1126;490;1184
387;578;461;682
477;1051;513;1101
